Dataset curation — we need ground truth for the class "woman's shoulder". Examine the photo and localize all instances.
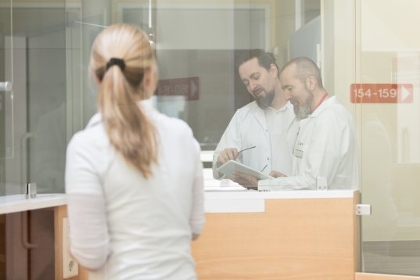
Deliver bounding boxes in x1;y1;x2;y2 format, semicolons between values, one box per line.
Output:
68;113;109;152
155;113;194;137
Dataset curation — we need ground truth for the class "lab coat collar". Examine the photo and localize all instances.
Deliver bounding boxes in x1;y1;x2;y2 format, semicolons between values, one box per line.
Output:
266;100;293;113
250;100;293;127
86;113;101;128
249;101;267;129
309;95;338;118
139;98;155;113
85;98;156;129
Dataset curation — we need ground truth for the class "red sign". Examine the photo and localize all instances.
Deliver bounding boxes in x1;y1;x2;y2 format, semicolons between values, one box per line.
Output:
156;77;199;101
350;83;413;103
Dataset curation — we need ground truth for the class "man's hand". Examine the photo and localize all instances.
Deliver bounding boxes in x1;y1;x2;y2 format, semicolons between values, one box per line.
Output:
231;171;258;190
216;148;239;167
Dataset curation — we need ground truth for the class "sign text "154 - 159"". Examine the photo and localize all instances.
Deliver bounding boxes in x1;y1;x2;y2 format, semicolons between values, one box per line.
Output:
350;83;413;103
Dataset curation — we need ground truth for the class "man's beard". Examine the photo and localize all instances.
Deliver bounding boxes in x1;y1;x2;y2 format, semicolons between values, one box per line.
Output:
294;93;313;120
255;89;275;109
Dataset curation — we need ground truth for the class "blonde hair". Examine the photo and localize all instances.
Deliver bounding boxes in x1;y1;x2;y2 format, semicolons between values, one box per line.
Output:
89;23;158;178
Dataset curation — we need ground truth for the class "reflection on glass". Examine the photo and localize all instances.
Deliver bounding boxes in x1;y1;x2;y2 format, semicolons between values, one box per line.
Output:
359;0;420;273
28;29;67;194
31;103;66;194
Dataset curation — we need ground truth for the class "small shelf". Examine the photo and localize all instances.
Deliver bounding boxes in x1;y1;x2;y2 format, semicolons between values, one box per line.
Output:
0;194;67;215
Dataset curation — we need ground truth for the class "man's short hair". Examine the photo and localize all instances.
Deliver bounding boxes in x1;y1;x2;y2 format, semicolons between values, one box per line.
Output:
280;56;323;88
236;49;278;72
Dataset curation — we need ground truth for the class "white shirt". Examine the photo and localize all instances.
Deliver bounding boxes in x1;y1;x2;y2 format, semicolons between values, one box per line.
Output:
65;99;205;279
259;96;359;190
212;101;298;178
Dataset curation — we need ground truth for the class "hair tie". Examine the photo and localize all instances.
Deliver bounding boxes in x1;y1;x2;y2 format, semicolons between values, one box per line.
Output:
106;57;126;71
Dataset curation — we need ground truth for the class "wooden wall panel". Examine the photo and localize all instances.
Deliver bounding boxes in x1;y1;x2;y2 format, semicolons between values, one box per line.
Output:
54;205;89;280
192;193;360;280
0;215;4;277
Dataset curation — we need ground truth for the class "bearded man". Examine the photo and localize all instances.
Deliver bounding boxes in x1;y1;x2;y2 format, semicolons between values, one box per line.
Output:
259;56;359;191
212;49;298;189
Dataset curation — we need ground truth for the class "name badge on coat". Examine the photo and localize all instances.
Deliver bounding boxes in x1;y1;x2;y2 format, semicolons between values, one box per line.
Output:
293;141;304;158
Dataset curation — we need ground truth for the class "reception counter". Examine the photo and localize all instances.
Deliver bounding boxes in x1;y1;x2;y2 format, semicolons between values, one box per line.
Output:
0;189;360;280
192;189;361;280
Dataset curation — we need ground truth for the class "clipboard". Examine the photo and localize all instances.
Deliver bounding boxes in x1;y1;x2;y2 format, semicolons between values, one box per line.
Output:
217;160;273;180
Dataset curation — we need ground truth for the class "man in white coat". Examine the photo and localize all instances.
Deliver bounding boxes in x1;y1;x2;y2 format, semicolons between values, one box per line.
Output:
259;57;359;190
212;49;298;189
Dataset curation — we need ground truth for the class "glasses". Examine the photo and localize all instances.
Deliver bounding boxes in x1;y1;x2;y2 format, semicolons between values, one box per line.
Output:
237;146;267;172
260;165;268;172
238;145;256;154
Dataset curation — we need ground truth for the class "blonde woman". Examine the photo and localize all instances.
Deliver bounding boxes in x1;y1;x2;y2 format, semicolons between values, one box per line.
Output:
65;23;205;279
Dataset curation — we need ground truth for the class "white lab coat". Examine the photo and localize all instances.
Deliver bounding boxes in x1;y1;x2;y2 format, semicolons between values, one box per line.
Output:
213;101;298;179
259;96;359;190
65;99;205;279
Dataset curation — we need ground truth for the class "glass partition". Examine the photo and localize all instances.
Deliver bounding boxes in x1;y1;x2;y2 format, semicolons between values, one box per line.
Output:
0;0;12;197
0;1;69;196
357;0;420;276
26;6;68;194
73;0;322;189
